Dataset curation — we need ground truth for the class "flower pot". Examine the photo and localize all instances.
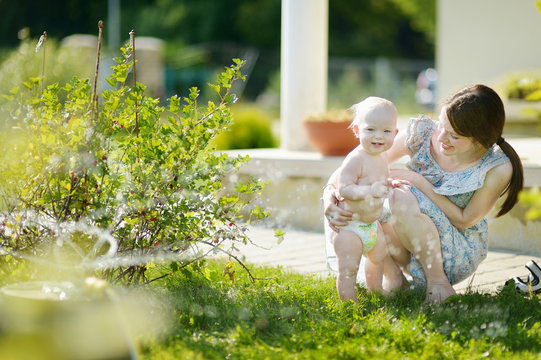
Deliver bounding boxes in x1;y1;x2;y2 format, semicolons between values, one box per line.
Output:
302;120;359;156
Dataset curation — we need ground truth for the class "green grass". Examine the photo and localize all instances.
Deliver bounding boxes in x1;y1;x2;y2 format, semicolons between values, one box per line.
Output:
142;261;541;359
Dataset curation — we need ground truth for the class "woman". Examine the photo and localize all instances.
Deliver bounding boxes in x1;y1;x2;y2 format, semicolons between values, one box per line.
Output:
323;84;524;302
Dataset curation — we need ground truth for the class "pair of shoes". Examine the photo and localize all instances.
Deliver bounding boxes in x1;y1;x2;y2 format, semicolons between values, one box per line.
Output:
510;260;541;294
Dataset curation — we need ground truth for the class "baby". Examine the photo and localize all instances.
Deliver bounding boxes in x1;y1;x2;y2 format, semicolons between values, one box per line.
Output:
331;96;398;302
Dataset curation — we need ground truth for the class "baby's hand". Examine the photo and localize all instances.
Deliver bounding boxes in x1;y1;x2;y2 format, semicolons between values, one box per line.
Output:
370;181;388;198
387;177;411;188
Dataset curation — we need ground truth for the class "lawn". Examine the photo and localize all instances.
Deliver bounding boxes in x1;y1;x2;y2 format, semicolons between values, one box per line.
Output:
142;260;541;359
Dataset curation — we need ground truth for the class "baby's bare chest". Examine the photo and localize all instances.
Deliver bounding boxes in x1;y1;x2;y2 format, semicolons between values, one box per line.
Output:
356;159;388;185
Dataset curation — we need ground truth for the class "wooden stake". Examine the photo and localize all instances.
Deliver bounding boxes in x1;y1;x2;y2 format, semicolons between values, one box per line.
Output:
91;21;104;123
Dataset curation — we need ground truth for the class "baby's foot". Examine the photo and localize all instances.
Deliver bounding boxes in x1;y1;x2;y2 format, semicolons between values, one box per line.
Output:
425;282;456;303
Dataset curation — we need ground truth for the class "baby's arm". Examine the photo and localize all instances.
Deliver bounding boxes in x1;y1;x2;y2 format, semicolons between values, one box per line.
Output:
337;154;372;201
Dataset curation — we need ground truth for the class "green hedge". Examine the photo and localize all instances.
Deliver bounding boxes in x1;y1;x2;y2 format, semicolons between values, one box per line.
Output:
211;105;278;150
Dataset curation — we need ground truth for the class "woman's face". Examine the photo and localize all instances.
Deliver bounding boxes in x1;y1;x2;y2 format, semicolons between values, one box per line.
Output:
436;107;478;156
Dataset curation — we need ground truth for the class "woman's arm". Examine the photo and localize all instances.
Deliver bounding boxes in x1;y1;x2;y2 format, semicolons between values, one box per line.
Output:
386;129;410;164
390;162;513;229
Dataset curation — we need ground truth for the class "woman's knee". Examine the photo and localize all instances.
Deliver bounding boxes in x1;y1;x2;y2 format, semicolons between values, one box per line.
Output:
389;187;420;217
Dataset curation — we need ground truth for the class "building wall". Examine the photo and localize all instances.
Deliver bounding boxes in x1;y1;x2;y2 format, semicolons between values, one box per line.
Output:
437;0;541;101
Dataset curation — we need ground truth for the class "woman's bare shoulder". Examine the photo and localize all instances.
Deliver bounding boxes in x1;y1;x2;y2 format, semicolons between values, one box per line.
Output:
484;160;513;190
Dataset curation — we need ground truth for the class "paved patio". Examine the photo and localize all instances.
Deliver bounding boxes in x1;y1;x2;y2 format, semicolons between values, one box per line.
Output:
235;226;541;295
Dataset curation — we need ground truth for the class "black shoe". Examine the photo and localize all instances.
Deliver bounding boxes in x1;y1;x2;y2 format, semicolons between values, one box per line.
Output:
510;259;541;294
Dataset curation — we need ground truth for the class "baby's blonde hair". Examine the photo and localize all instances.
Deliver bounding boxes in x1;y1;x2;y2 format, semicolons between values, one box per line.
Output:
349;96;397;129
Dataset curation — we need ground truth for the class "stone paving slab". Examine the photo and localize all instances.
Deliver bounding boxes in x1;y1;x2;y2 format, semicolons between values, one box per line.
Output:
235;226;541;295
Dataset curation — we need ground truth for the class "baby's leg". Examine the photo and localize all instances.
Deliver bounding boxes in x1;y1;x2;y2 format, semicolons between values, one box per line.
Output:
364;222;386;293
333;229;363;302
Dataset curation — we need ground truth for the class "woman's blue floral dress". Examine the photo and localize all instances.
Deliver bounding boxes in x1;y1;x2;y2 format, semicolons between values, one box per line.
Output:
405;115;509;288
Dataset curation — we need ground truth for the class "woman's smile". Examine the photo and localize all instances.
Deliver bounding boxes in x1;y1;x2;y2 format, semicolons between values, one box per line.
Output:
440;142;452;151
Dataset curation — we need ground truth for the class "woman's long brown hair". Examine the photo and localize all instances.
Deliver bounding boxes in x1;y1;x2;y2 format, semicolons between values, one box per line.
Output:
444;84;523;217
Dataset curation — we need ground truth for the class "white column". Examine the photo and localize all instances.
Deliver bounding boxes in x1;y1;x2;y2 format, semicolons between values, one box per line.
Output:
281;0;328;151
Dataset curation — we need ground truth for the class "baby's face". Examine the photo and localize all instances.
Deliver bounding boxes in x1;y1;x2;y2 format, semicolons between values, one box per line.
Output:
357;107;397;154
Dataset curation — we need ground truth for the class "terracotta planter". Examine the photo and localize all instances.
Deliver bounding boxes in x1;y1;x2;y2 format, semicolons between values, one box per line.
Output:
303;121;359;156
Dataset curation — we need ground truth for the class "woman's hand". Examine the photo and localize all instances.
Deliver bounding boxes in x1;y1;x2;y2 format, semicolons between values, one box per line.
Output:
389;169;426;189
323;186;353;232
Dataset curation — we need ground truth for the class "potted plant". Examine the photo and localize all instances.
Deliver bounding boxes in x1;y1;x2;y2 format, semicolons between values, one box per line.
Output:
302;109;358;156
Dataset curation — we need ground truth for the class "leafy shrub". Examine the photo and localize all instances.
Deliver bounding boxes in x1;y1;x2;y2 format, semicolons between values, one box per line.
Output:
510;5;541;219
210;105;278;149
0;37;95;98
0;40;269;284
502;72;541;101
519;188;541;220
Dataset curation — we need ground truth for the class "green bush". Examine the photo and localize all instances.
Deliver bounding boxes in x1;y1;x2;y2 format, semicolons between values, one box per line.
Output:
501;72;541;101
0;40;270;284
210;105;278;150
0;37;95;98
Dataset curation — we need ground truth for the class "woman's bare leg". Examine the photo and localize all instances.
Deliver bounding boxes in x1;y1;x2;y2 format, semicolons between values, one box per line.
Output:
333;230;363;302
389;186;456;302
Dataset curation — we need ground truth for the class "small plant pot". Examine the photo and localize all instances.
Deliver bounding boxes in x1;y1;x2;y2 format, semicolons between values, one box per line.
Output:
302;120;358;156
